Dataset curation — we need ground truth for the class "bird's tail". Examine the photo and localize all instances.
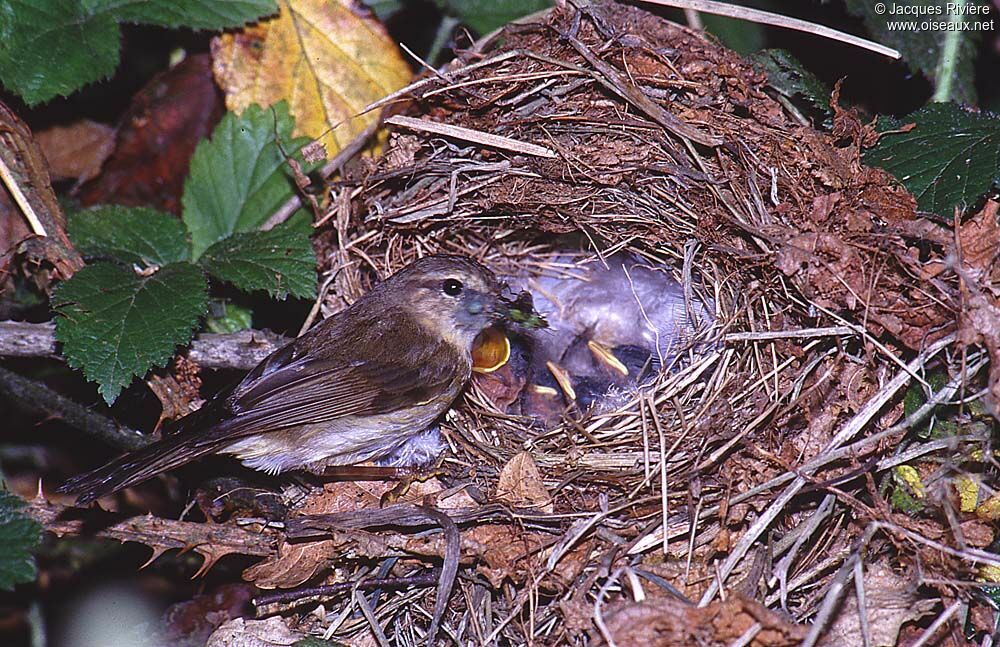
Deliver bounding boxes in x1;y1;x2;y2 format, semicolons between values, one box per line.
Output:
58;435;219;505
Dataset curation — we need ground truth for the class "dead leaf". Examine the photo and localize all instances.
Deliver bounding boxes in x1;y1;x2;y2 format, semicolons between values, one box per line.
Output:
211;0;411;156
206;617;301;647
35;120;115;185
79;54;224;215
957;200;1000;275
603;594;806;646
147;356;203;431
819;564;935;647
496;451;554;513
244;482;379;588
162;583;255;646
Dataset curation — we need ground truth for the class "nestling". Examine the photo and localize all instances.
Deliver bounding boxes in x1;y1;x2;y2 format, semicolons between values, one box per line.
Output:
60;255;534;505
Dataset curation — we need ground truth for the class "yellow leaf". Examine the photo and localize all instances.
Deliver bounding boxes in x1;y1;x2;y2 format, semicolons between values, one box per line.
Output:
977;494;1000;521
211;0;410;156
954;474;980;513
979;563;1000;583
893;465;924;498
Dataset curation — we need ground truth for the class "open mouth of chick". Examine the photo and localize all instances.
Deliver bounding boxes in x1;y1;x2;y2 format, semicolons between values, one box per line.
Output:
472;251;716;424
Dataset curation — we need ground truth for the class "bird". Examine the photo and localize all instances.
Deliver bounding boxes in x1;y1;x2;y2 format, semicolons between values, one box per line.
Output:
60;255;530;506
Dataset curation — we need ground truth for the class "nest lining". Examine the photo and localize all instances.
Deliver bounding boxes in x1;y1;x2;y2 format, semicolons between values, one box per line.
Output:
295;0;972;641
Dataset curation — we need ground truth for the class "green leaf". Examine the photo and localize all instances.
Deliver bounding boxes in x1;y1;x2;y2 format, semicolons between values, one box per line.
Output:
182;102;313;259
749;49;831;121
53;262;209;404
88;0;278;30
362;0;404;22
0;0;120;105
200;224;316;300
864;103;1000;215
703;14;765;55
0;0;276;105
435;0;551;34
206;300;253;334
0;491;42;591
68;206;191;267
845;0;984;105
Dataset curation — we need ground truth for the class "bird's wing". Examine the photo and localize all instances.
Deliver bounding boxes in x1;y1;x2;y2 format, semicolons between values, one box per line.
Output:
189;322;467;446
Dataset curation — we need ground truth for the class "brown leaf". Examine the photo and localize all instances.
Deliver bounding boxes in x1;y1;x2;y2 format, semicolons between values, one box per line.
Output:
161;583;255;646
244;482;379;588
206;617;302;647
957;199;1000;274
35;120;115;185
819;564;935;647
496;451;554;513
243;539;337;589
0;100;84;284
603;594;806;646
146;356;203;431
79;54;224;215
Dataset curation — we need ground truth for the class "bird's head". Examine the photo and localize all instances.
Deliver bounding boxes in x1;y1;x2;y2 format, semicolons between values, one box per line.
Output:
382;255;513;349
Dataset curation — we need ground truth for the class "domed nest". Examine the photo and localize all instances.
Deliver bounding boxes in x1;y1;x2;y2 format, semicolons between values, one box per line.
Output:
295;0;967;643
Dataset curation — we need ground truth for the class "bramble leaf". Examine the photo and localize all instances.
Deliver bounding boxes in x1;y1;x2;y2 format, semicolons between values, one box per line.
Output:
181;102;312;259
53;262;209;404
0;491;42;591
865;103;1000;215
0;0;276;105
200;223;316;299
68;206;191;267
435;0;551;35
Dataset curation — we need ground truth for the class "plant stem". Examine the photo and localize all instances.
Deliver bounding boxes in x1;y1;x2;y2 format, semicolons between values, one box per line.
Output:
932;0;965;103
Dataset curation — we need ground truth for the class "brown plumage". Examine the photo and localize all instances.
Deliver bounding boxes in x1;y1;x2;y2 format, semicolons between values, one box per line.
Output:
60;255;516;505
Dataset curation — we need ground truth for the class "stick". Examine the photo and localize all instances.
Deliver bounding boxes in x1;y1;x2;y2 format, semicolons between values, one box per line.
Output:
0;321;286;371
637;0;900;59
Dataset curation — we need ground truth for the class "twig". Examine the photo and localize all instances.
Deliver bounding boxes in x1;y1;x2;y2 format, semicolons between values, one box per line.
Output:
261;121;381;231
0;365;147;451
697;333;955;606
637;0;900;59
385;115;558;159
0;153;46;236
0;321;287;371
724;326;856;342
909;600;963;647
559;20;722;147
27;498;273;574
255;571;441;607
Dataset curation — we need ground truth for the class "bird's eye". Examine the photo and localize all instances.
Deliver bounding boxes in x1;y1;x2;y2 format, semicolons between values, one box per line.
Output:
442;278;464;296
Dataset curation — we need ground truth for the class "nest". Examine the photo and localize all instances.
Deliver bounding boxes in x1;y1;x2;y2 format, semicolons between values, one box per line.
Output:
274;1;984;643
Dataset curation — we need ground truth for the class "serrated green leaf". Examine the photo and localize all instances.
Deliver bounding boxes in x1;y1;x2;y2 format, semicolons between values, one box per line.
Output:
53;262;209;404
0;0;276;105
206;300;253;333
182;102;313;259
864;103;1000;215
749;49;831;120
845;0;983;104
435;0;551;34
68;206;191;267
0;0;120;105
88;0;277;30
0;491;42;591
200;224;316;299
